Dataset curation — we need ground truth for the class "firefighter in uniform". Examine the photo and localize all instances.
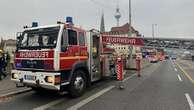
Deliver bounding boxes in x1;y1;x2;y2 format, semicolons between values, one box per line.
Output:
0;50;7;80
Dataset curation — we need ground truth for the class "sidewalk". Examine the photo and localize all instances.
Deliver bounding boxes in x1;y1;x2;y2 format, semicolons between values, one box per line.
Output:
0;75;28;95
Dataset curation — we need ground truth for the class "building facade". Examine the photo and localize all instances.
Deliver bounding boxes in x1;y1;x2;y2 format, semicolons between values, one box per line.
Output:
0;38;16;54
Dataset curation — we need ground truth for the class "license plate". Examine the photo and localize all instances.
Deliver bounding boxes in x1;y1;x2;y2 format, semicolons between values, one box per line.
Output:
16;83;25;87
25;75;36;81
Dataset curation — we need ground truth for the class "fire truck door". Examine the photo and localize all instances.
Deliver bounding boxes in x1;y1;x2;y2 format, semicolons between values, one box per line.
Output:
90;35;101;82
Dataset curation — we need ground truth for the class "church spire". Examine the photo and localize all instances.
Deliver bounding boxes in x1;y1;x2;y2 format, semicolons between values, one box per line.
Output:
100;12;105;33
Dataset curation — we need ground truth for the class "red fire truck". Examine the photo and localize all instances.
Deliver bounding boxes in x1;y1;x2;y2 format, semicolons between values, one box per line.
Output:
11;17;114;97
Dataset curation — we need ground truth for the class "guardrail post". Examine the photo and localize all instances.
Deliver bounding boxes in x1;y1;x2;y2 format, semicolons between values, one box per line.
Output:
136;57;141;77
117;57;124;89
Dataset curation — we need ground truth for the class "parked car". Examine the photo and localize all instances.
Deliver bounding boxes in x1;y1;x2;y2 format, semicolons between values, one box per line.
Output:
170;55;177;60
165;55;169;60
181;51;192;60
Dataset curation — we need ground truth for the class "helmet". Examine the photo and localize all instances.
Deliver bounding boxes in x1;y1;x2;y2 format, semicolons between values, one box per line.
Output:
0;49;3;53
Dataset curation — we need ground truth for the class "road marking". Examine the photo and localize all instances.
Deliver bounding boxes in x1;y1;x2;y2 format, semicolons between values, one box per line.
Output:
34;86;115;110
67;86;115;110
0;88;31;98
33;74;135;110
175;62;194;85
177;74;183;82
185;93;194;110
174;68;178;72
123;74;136;82
33;98;66;110
34;73;137;110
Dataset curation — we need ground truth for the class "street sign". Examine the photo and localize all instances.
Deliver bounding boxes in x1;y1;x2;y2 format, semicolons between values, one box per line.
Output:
102;35;144;46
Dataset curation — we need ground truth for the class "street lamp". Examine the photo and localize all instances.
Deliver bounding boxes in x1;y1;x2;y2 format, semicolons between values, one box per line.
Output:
128;0;133;60
128;0;132;36
152;24;157;40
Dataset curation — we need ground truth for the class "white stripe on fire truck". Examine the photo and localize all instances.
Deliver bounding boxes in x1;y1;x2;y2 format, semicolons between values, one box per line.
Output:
15;58;54;60
15;56;88;60
60;56;88;60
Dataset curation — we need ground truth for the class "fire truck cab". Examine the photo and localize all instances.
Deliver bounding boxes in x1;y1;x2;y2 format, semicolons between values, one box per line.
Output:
11;17;108;97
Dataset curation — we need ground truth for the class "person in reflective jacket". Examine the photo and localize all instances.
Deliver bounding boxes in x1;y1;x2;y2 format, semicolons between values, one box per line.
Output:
0;50;7;80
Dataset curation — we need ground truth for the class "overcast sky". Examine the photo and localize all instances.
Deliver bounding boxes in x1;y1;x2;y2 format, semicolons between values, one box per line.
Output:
0;0;193;39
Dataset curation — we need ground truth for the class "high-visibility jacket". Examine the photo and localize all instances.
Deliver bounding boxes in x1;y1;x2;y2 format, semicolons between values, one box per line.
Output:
9;53;14;64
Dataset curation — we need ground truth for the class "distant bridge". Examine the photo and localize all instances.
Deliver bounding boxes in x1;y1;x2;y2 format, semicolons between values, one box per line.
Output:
142;37;194;50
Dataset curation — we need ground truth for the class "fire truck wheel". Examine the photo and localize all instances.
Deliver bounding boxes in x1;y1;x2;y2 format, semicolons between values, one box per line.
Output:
69;70;86;98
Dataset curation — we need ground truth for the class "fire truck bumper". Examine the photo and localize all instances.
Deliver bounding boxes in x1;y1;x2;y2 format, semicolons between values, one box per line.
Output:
11;70;70;91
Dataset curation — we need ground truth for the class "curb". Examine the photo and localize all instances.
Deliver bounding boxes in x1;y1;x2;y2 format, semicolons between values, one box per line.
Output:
0;88;32;98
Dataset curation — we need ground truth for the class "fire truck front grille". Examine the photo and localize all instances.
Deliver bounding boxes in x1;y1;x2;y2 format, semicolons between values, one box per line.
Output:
21;60;44;69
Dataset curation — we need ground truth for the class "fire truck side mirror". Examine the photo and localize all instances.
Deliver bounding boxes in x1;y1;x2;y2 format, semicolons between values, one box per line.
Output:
16;32;23;52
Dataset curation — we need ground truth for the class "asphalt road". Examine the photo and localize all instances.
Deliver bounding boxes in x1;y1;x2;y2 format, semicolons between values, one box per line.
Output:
76;60;193;110
0;73;122;110
0;60;194;110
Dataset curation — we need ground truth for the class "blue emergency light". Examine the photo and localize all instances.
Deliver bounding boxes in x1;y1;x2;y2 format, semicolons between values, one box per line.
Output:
32;22;38;27
66;17;73;24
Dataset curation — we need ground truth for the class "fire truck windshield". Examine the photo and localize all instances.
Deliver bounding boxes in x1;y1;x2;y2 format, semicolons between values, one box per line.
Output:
18;26;60;50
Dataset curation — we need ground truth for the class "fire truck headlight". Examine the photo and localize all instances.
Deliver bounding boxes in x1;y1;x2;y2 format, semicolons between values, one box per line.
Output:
45;76;61;85
45;76;54;83
12;73;19;79
54;75;61;85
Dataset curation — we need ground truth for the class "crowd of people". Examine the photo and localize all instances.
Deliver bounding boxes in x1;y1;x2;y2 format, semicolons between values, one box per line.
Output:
0;50;14;80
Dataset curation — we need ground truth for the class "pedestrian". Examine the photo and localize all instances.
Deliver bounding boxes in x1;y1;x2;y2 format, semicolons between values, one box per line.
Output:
0;50;7;80
3;52;9;73
9;51;15;70
110;56;116;76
